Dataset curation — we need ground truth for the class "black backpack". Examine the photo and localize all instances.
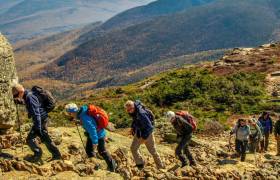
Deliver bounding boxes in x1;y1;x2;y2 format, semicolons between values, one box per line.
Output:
136;100;155;125
31;86;56;113
145;108;155;126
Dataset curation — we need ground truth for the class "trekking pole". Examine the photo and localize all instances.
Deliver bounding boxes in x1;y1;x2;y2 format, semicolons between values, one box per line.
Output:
15;104;24;153
75;123;87;161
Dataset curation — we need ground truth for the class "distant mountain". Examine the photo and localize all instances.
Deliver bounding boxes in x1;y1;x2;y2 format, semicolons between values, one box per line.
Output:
77;0;215;43
0;0;155;42
44;0;280;85
102;0;215;30
14;22;101;81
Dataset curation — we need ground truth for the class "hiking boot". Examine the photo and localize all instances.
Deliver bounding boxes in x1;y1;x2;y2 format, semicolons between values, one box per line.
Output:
231;153;240;158
52;155;62;160
24;155;43;165
241;155;246;162
181;162;187;168
109;160;117;172
189;161;197;167
136;164;145;170
47;156;62;162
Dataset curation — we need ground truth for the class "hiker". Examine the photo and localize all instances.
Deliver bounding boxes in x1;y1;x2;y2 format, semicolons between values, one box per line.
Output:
258;112;273;152
65;103;117;172
248;118;262;153
12;84;61;163
124;100;165;170
166;111;196;167
275;117;280;156
230;119;251;162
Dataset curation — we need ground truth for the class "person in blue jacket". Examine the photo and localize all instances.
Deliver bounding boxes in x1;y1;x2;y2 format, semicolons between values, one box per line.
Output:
124;100;165;170
258;112;273;152
65;103;117;172
12;84;61;164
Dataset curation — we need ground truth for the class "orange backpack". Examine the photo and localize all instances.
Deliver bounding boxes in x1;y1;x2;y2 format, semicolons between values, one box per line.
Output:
87;105;109;131
176;111;197;131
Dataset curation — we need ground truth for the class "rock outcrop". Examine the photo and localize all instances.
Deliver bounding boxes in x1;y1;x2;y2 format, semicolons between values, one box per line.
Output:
0;33;17;133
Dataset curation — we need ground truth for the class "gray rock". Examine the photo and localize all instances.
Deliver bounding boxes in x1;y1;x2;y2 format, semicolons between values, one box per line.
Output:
50;129;63;145
0;34;18;133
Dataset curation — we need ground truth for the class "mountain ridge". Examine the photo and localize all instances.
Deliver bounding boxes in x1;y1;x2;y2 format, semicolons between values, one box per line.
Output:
0;0;155;42
44;0;280;85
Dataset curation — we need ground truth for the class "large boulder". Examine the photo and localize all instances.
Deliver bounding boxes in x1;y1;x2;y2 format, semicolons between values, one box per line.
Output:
0;33;17;133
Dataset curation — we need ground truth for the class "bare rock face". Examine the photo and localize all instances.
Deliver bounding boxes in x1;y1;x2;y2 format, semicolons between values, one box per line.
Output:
0;33;17;133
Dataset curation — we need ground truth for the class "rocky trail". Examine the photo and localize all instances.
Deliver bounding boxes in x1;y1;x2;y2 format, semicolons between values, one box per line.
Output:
0;125;279;180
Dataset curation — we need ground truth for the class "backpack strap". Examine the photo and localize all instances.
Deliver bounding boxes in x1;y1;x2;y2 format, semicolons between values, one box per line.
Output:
177;115;191;127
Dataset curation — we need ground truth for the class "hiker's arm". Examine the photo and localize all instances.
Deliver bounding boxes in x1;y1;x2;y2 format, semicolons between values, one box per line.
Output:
83;117;98;145
257;125;262;139
130;119;136;135
247;126;251;137
230;125;237;135
270;119;273;134
26;95;42;134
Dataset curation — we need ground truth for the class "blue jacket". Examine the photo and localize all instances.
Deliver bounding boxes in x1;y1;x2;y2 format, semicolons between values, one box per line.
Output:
131;101;153;139
258;117;273;134
23;90;48;132
77;105;106;145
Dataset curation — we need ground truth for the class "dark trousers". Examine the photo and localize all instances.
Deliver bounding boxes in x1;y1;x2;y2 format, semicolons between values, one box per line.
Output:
249;136;260;153
260;132;270;151
85;135;115;170
175;134;194;166
235;140;248;161
27;119;61;158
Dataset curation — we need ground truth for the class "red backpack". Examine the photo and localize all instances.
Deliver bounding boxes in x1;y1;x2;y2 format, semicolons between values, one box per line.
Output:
176;111;197;131
87;105;109;131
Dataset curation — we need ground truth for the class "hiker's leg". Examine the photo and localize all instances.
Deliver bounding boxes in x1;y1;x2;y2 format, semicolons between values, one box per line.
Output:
40;120;61;158
260;138;265;152
235;140;242;156
144;133;164;169
182;135;195;165
241;141;247;161
130;135;144;166
255;139;260;153
183;145;195;165
97;138;115;170
264;133;269;151
176;135;189;166
26;128;42;158
85;133;94;158
249;137;256;153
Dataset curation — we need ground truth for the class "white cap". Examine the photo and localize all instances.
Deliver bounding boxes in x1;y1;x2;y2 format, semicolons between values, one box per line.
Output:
65;103;79;113
166;111;175;121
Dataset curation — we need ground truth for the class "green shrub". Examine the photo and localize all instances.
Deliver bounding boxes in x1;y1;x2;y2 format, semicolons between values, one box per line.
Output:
49;68;270;129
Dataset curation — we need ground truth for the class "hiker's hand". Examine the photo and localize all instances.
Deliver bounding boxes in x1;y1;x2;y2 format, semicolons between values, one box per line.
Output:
105;137;109;143
14;98;24;105
92;152;97;158
74;120;81;125
93;144;98;151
